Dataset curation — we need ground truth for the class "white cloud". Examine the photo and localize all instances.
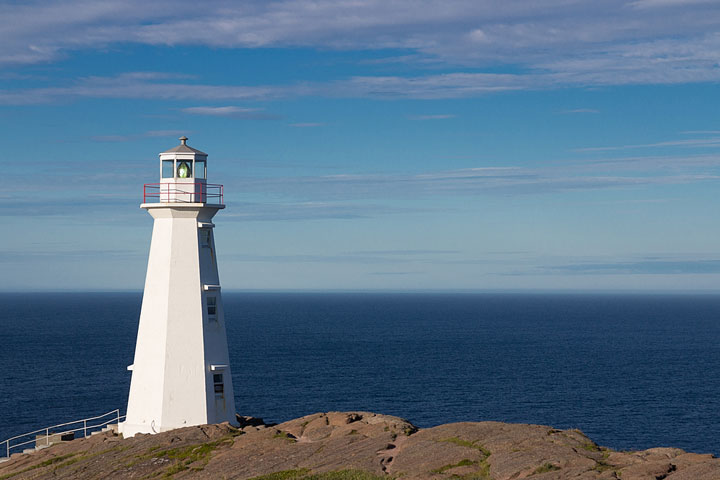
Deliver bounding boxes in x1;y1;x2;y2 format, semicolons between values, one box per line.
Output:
629;0;717;9
0;72;282;105
2;0;720;92
90;129;187;142
181;106;280;119
576;136;720;152
408;114;456;120
229;166;720;201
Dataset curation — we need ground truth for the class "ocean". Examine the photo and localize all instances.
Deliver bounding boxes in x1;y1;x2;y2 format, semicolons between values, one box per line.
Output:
1;292;719;455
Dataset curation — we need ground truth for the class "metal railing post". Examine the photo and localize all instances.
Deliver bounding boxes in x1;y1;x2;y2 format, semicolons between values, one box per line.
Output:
6;439;9;458
83;420;87;438
45;428;49;447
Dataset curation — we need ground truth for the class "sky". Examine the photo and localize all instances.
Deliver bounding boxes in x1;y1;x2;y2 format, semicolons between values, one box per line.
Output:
1;0;720;291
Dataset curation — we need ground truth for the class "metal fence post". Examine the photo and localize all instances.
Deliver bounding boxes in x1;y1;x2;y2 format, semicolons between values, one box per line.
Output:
83;420;87;438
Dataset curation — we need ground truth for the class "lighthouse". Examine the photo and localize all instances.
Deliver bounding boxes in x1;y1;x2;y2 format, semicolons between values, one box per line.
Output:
120;137;237;438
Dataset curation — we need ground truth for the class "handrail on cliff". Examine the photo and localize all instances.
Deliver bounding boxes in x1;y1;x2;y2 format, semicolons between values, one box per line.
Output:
1;409;125;458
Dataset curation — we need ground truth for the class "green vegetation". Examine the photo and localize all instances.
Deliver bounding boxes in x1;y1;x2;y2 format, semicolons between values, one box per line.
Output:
247;469;311;480
273;431;296;442
475;457;491;479
0;453;78;480
435;438;492;479
532;463;561;475
123;432;239;477
154;439;226;477
431;458;477;473
439;437;491;457
347;429;359;435
581;441;600;452
592;461;614;473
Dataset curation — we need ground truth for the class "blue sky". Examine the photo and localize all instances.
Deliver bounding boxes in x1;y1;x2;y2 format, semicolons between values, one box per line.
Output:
2;0;720;291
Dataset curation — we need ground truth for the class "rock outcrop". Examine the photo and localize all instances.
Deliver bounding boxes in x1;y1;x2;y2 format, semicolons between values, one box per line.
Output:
1;412;718;479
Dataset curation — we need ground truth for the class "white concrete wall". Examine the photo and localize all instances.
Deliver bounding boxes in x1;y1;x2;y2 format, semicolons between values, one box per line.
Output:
198;221;236;424
121;204;236;437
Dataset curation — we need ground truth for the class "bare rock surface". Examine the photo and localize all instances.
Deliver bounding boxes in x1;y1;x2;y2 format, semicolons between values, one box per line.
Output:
1;412;719;479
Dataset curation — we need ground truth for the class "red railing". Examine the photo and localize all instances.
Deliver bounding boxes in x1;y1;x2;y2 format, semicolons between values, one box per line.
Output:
143;183;224;204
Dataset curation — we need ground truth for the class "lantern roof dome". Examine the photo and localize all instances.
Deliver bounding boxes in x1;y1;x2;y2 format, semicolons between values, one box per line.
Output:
162;136;207;155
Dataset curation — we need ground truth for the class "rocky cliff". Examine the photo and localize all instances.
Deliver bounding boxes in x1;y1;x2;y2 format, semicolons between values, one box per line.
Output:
1;412;718;479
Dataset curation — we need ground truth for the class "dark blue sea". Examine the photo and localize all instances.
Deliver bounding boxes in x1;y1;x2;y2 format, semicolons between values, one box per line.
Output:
1;293;719;455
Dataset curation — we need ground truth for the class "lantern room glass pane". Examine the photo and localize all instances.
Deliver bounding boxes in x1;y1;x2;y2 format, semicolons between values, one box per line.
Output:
195;160;206;179
162;160;174;178
177;160;192;179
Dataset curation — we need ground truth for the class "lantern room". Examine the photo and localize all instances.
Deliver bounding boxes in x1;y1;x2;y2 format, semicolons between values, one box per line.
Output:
143;136;223;205
160;136;207;182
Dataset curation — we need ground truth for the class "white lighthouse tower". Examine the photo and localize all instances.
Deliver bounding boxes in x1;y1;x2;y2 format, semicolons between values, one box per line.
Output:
120;137;237;438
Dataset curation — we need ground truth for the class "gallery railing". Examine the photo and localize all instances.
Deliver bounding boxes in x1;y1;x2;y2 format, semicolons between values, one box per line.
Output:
1;409;125;458
143;183;224;204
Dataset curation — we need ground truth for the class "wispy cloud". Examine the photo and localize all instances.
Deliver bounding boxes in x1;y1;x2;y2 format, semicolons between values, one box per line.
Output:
223;253;414;264
545;259;720;275
0;249;141;262
0;72;281;105
346;250;460;255
680;130;720;135
408;114;456;120
230;166;720;201
576;136;720;152
222;201;428;222
369;271;426;275
91;129;187;142
3;2;720;102
181;106;280;119
629;0;717;9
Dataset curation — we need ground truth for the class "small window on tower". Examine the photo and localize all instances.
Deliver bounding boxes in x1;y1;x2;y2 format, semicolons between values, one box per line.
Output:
200;229;211;247
207;296;217;321
162;160;174;178
213;373;224;398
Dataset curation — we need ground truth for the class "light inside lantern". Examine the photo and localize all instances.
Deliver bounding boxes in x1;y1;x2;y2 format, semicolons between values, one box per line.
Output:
177;161;192;178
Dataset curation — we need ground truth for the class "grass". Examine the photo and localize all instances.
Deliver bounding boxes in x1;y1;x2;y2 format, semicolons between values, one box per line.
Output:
124;432;239;477
154;440;225;476
431;459;477;473
439;437;492;457
580;441;600;452
0;453;78;480
532;463;561;475
592;461;614;473
436;438;492;479
248;469;311;480
273;431;296;442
